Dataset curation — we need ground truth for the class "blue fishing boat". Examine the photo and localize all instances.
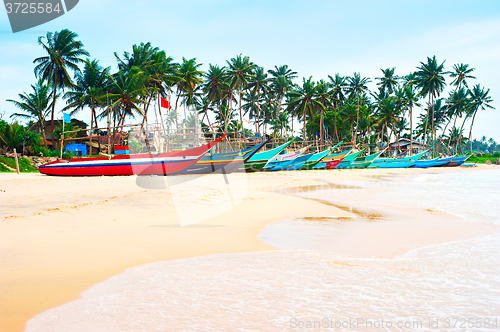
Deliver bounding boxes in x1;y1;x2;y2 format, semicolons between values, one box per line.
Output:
368;149;428;168
448;155;471;167
413;158;450;168
284;153;315;171
262;146;309;171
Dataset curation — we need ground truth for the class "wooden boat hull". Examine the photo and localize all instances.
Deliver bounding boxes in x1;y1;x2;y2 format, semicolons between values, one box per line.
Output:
242;138;297;172
39;136;225;176
314;149;353;170
284;153;315;171
174;141;267;175
413;159;449;168
368;161;416;168
343;161;372;169
447;155;471;167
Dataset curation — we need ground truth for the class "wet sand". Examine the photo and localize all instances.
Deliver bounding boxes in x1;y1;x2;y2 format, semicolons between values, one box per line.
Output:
0;164;498;332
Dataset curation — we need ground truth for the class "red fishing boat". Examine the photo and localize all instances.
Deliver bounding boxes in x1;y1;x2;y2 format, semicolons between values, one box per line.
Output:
39;135;226;176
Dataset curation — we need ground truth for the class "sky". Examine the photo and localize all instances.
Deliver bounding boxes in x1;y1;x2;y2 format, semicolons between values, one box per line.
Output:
1;0;499;141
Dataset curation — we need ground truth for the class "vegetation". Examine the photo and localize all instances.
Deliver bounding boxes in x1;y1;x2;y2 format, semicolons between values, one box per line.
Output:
3;29;497;157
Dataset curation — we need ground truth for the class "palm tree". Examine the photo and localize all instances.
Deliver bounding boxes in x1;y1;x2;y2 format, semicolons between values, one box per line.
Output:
33;29;89;145
375;96;402;150
226;54;255;133
247;67;269;136
241;91;261;133
63;59;110;149
7;79;54;149
467;84;494;153
402;85;420;149
347;72;371;142
175;58;203;129
376;67;399;95
107;67;150;130
328;74;348;141
445;88;469;149
315;79;331;144
202;64;228;132
286;77;324;141
437;63;475;152
415;56;446;148
268;65;297;120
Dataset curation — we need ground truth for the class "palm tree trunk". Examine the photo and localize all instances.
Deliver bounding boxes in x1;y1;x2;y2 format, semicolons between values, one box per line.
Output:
355;93;360;142
457;115;468;154
334;102;339;141
239;93;244;137
447;114;459;149
431;94;435;156
257;90;261;137
303;107;307;141
89;104;94;154
423;94;431;145
468;108;478;154
141;93;154;128
320;110;324;144
50;76;57;150
174;92;180;132
409;104;413;154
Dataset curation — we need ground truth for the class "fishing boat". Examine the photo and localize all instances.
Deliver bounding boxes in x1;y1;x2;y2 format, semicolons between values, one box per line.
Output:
262;146;309;171
314;148;353;170
447;155;471;167
39;135;226;176
242;138;297;172
413;157;451;168
335;149;366;169
174;140;268;175
368;149;429;168
283;152;315;171
292;142;343;171
344;150;386;169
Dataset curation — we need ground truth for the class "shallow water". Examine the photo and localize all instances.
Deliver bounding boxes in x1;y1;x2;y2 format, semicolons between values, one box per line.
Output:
25;170;500;331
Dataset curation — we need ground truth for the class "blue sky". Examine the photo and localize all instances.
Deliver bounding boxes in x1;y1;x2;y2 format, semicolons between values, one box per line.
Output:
1;0;499;140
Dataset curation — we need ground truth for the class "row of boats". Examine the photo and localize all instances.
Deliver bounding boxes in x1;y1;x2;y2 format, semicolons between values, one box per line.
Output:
38;135;471;176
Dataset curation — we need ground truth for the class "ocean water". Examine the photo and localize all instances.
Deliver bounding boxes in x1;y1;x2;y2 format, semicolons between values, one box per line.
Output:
25;170;500;331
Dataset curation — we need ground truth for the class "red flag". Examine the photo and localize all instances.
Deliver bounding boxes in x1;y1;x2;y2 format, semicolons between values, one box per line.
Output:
160;97;171;109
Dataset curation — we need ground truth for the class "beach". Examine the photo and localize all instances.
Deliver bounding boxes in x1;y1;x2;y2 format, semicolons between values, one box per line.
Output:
1;165;499;332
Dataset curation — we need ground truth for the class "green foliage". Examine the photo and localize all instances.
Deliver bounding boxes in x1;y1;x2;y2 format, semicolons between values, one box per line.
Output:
0;156;38;172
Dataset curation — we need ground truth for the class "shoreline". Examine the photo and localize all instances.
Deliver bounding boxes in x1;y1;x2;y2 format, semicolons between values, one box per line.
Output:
1;164;499;332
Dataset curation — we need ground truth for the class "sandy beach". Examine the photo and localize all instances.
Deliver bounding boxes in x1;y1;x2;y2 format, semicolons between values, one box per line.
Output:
1;165;499;332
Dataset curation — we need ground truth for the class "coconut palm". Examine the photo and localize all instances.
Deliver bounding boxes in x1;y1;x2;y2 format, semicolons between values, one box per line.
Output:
376;67;399;95
202;65;228;131
286;77;324;141
226;54;255;132
347;72;371;142
63;59;110;148
415;56;446;148
315;79;331;143
174;58;203;129
375;96;402;149
328;74;348;141
467;85;494;153
246;67;269;136
268;65;298;119
107;67;150;129
437;63;476;151
444;88;469;149
7;79;54;149
402;85;420;148
33;29;89;142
